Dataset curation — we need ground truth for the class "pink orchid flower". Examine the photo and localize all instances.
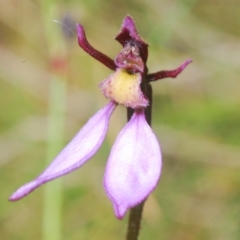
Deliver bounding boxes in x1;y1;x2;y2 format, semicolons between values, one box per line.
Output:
9;16;191;219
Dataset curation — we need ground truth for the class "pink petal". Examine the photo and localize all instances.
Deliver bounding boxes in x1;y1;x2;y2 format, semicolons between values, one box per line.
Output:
104;109;162;219
10;101;117;201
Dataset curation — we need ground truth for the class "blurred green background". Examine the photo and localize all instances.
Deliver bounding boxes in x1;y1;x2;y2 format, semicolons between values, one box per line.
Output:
1;0;240;239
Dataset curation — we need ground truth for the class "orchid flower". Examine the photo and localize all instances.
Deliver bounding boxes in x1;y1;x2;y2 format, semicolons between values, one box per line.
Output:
9;16;191;219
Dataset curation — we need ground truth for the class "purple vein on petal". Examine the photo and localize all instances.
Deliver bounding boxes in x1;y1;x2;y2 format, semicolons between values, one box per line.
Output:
104;109;162;219
9;101;117;201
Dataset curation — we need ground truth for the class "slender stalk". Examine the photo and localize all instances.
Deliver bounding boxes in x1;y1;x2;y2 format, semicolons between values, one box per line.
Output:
126;201;145;240
40;2;68;240
43;77;66;240
126;84;152;240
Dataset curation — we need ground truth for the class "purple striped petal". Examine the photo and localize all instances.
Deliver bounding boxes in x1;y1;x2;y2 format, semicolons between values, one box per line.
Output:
104;109;162;219
10;101;117;201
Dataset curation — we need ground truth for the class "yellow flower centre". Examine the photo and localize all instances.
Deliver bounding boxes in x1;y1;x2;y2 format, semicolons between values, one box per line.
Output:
99;68;148;108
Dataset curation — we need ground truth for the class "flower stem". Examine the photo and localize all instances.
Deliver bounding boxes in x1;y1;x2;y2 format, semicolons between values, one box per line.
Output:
126;201;145;240
40;2;68;240
43;77;66;240
126;84;152;240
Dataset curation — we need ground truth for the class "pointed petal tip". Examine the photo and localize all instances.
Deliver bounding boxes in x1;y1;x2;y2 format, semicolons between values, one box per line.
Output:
9;181;40;202
185;58;193;65
113;201;128;220
115;211;126;220
122;15;135;27
181;59;193;70
76;23;83;31
115;15;148;45
9;194;25;202
76;23;84;38
112;198;144;220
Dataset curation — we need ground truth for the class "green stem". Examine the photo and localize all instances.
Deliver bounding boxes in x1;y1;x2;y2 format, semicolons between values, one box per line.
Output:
40;2;67;240
126;84;152;240
43;77;66;240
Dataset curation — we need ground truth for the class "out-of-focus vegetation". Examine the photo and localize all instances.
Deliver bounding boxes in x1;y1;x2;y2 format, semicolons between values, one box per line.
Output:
1;0;240;239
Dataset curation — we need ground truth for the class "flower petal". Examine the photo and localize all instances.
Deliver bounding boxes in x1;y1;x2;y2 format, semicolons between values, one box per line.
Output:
104;109;161;219
10;101;117;201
